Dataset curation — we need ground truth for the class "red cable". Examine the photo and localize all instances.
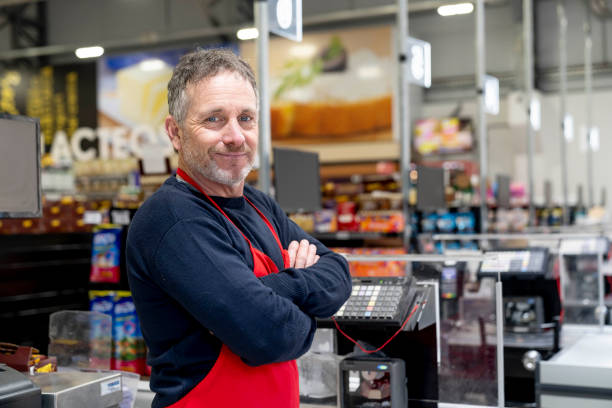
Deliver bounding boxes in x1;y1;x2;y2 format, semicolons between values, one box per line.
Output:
556;275;564;323
331;303;422;354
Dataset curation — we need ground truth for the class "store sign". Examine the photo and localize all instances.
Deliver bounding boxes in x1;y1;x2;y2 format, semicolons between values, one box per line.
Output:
405;37;431;88
268;0;302;42
484;75;499;115
46;125;173;164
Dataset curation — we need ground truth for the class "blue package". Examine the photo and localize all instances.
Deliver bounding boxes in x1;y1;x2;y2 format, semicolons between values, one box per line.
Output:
436;212;456;233
456;212;475;233
421;213;438;233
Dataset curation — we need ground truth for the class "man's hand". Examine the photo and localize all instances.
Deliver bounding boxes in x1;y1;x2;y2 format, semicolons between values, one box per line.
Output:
287;239;320;268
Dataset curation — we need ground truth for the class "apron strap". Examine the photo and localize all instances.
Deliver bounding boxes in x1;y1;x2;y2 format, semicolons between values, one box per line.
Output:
176;168;285;265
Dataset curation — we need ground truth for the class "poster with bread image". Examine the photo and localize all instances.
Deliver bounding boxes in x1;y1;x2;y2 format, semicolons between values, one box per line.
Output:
240;25;394;142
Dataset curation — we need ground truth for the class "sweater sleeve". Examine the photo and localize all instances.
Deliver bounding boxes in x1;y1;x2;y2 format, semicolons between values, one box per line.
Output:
151;217;316;366
258;200;352;318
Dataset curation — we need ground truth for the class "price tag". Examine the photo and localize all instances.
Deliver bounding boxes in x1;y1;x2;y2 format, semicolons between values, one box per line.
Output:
111;210;131;226
83;211;103;225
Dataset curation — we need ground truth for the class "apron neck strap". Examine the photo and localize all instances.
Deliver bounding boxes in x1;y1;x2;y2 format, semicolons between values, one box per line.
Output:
176;168;284;256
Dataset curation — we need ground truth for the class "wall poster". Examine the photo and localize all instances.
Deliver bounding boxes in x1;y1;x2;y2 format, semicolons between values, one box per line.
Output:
240;25;394;143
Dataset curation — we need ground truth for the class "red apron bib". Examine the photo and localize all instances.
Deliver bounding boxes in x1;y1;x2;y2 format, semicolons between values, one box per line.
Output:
167;169;298;408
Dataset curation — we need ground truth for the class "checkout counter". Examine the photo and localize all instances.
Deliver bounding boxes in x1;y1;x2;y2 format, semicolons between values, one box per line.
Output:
0;364;123;408
478;247;561;405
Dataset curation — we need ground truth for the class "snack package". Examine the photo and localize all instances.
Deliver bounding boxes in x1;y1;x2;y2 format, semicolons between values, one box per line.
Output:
436;212;456;233
90;226;122;283
421;213;438;233
455;212;475;233
113;291;147;375
89;291;115;368
348;248;407;277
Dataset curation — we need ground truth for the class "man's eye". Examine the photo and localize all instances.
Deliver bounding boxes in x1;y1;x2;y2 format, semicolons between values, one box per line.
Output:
239;115;252;122
206;116;219;123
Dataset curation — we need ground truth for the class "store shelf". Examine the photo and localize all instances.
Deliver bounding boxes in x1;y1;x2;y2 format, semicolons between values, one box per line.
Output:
272;138;399;164
311;231;401;241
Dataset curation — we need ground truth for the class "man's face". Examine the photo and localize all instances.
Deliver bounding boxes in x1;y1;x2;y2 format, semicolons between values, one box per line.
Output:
179;71;257;187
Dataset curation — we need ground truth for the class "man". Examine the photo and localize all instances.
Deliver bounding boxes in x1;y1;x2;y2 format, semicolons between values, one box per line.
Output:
126;48;351;408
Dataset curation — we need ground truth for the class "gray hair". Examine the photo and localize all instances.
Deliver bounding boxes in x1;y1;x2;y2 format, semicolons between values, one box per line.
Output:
167;48;258;126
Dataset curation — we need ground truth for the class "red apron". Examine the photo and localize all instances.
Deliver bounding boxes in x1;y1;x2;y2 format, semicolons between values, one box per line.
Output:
167;168;299;408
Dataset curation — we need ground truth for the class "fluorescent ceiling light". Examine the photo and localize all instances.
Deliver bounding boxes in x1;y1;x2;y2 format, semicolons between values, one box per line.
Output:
237;27;259;40
139;59;166;71
437;3;474;17
75;46;104;59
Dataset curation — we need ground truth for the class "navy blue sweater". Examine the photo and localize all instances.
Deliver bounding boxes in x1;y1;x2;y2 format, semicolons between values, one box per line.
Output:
126;177;351;407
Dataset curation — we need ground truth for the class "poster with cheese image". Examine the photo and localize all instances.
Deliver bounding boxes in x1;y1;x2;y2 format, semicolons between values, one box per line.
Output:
97;49;186;128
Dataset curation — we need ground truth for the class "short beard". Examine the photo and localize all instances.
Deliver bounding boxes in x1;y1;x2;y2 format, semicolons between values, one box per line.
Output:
182;143;254;187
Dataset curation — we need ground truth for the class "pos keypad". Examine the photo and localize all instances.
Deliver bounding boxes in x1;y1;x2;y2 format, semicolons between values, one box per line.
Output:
334;278;411;324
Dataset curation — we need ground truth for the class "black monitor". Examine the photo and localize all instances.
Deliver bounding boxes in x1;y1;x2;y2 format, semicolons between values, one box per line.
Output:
416;165;445;211
273;147;321;213
496;174;511;208
0;114;42;218
478;248;549;279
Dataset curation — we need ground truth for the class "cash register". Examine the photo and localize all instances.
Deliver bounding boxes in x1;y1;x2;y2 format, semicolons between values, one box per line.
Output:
320;275;438;407
479;247;561;405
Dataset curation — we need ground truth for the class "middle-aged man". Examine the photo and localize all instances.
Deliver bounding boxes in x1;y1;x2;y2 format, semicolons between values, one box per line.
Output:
126;48;352;408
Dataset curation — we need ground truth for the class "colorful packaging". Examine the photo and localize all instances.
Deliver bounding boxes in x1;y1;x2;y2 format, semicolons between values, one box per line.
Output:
314;209;337;233
113;291;146;375
436;212;456;233
358;211;404;233
89;290;115;369
421;213;438;233
455;212;475;233
346;248;407;277
337;201;359;231
90;226;122;283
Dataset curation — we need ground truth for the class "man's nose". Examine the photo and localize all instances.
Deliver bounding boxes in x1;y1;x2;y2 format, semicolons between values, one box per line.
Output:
221;118;245;145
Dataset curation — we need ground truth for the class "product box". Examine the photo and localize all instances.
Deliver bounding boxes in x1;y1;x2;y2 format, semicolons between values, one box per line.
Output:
337;201;359;231
113;291;146;375
333;248;407;277
89;290;147;375
90;226;122;283
358;211;404;233
314;209;337;233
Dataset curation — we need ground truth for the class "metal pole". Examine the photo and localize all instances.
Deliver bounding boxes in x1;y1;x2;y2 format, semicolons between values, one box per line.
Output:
584;7;595;208
495;279;506;408
255;0;272;195
523;0;535;226
558;1;570;225
476;0;488;233
598;253;605;328
397;0;411;250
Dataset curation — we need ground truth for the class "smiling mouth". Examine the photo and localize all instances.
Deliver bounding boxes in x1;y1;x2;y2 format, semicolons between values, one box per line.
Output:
214;152;247;157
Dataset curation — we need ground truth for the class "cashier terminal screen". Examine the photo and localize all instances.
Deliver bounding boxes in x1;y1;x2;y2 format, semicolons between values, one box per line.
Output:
333;277;416;326
479;248;548;278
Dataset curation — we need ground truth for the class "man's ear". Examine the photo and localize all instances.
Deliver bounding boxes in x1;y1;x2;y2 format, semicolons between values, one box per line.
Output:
165;115;182;152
